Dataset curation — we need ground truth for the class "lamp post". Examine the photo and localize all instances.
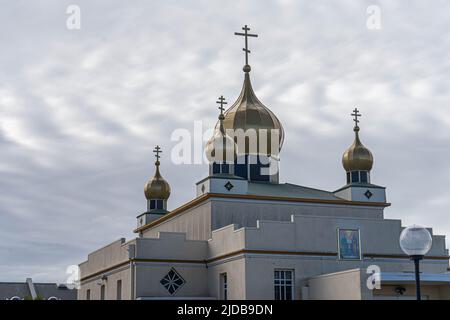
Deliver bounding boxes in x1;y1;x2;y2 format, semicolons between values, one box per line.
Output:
399;225;432;300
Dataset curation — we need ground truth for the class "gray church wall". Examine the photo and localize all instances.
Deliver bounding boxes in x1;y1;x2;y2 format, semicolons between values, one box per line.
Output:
141;201;212;240
134;263;208;298
210;198;385;233
79;238;131;279
207;257;246;299
306;269;367;300
242;254;447;299
140;197;386;243
135;232;207;260
78;266;131;300
208;224;246;259
241;215;448;260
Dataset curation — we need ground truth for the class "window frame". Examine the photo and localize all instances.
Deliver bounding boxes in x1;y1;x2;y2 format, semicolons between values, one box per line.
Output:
219;273;228;300
337;228;362;260
116;280;122;300
274;269;294;300
100;284;105;300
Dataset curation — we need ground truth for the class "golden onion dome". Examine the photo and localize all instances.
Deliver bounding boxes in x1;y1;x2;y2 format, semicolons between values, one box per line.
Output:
342;126;373;171
205;113;237;163
215;70;284;156
144;160;171;200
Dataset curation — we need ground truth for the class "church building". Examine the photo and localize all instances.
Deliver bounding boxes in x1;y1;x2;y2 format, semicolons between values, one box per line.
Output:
78;26;450;300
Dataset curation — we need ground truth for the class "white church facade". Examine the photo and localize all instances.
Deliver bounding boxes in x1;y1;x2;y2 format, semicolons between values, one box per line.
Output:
78;26;450;300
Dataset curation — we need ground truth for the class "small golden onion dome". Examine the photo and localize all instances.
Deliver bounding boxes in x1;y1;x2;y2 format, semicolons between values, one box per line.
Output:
342;126;373;171
205;114;237;163
144;160;171;200
215;72;284;156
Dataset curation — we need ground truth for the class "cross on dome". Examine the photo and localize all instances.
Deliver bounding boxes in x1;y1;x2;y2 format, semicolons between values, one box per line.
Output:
234;25;258;71
351;108;362;127
153;145;162;163
216;95;227;116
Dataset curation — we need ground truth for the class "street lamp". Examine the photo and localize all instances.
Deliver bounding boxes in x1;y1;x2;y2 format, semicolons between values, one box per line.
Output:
399;225;433;300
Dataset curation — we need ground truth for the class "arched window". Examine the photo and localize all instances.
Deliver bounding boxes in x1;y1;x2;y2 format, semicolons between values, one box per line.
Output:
9;296;22;300
48;296;59;300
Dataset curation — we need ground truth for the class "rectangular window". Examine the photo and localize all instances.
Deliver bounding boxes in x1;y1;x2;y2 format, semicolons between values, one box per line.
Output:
150;199;156;210
116;280;122;300
351;171;359;183
250;163;270;181
220;273;228;300
234;156;248;180
274;270;294;300
100;284;105;300
346;172;350;184
86;289;90;300
221;164;230;174
156;200;163;209
360;171;368;183
212;162;221;174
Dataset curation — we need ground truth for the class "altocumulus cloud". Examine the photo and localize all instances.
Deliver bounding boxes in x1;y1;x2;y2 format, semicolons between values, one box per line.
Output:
0;0;450;281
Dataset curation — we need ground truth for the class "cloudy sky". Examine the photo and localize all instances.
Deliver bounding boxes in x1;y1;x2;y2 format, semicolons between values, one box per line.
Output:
1;0;449;282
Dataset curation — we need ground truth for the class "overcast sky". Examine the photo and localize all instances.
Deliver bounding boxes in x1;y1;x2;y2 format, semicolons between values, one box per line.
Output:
1;0;449;282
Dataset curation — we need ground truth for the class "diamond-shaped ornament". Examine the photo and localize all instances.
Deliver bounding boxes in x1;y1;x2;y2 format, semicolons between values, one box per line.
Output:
224;181;234;191
160;268;185;295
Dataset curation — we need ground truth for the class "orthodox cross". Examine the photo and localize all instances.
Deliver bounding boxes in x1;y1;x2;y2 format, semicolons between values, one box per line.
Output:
153;145;162;162
234;25;258;66
351;108;361;126
216;95;227;116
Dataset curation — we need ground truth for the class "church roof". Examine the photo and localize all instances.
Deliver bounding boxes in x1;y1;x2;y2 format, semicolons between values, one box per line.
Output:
0;281;76;300
247;182;343;201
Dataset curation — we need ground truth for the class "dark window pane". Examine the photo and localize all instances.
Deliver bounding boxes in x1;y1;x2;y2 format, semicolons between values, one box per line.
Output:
157;200;163;209
360;171;368;183
221;164;229;174
234;164;247;179
117;280;122;300
351;171;359;183
275;286;280;300
213;163;221;174
100;285;105;300
346;172;350;184
150;200;156;209
250;163;270;181
286;286;292;300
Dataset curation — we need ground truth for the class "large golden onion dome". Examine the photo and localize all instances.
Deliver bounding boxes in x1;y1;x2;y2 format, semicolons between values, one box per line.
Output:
144;158;171;200
214;69;284;156
205;112;237;163
342;125;373;171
